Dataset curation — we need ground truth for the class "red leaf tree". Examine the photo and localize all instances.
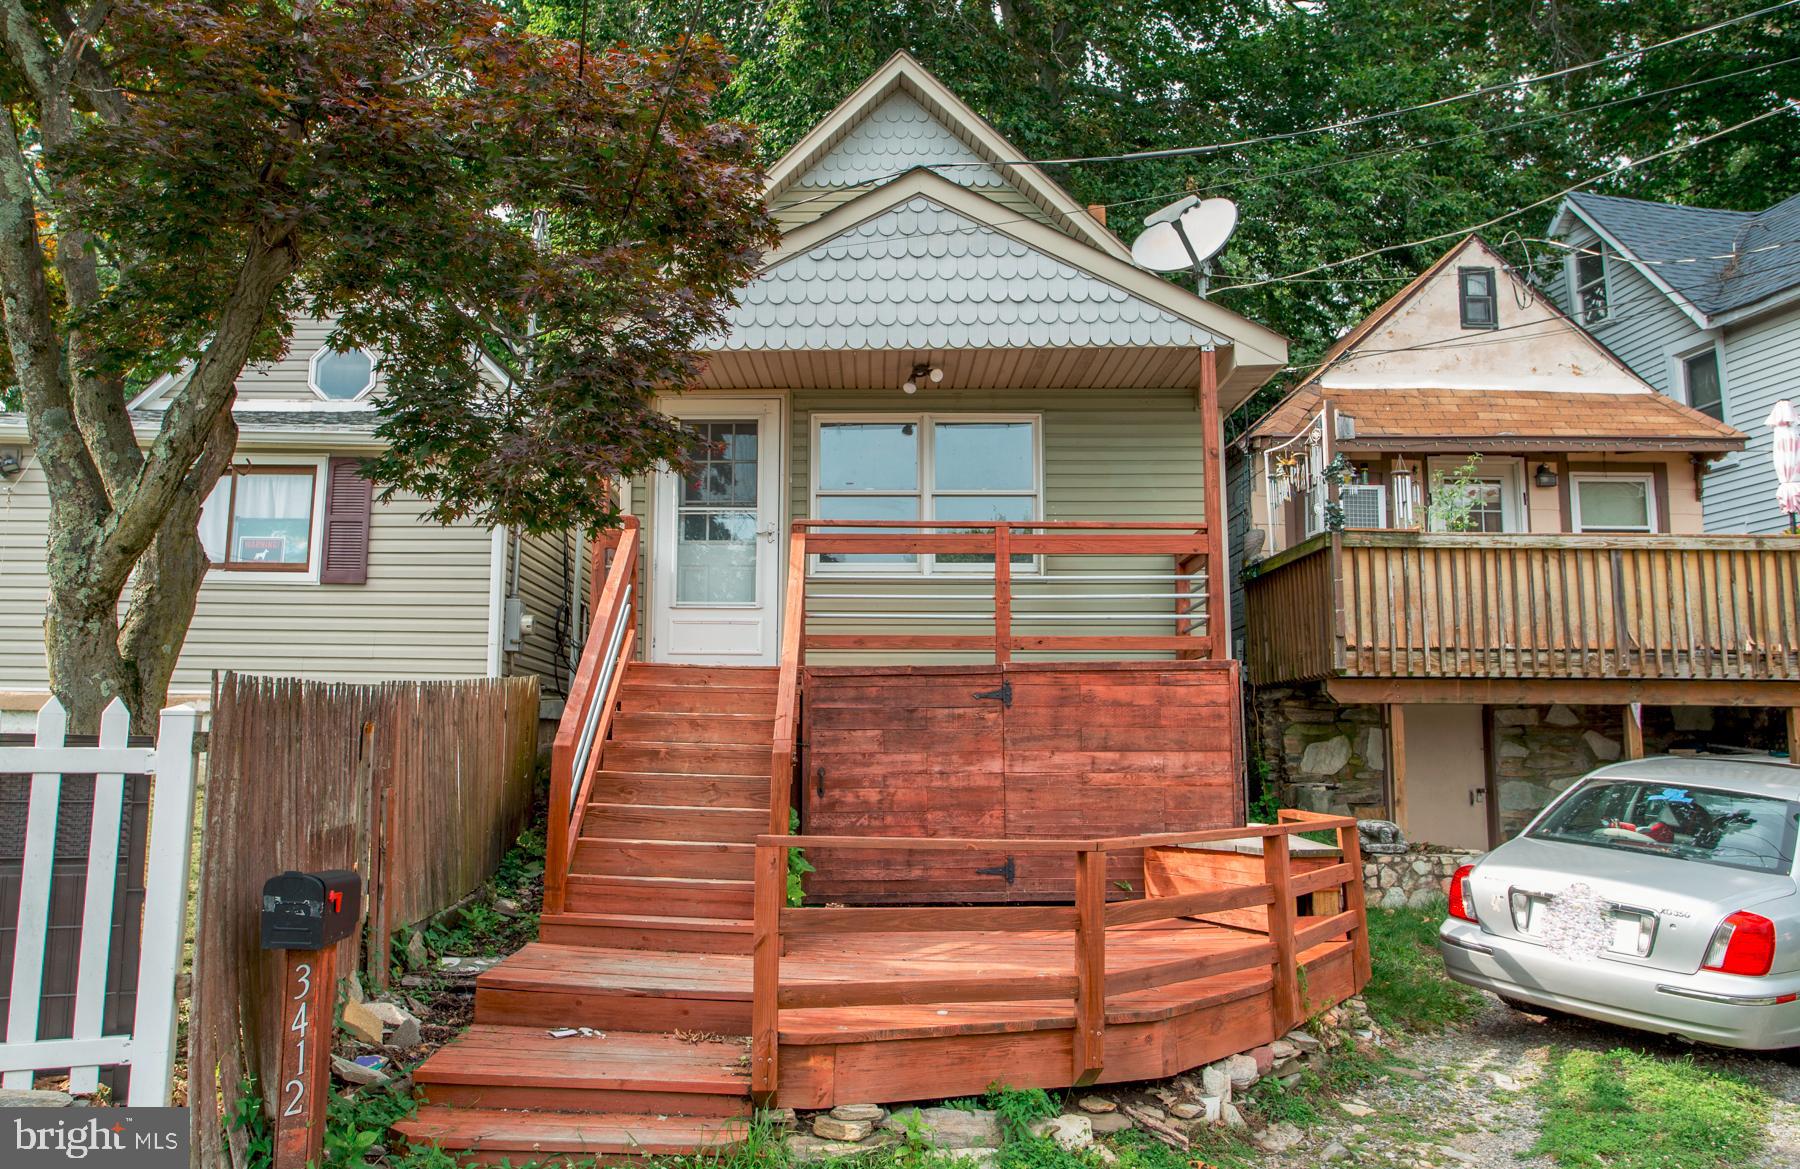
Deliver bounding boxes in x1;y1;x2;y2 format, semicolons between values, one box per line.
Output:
0;0;775;730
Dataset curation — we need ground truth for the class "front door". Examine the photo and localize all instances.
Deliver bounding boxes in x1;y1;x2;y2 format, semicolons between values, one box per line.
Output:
651;398;782;665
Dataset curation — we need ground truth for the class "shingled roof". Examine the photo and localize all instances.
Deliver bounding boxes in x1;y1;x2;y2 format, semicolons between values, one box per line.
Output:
1561;190;1800;319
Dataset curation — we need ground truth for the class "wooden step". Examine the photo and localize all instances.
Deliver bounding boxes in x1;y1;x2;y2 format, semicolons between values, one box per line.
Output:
587;771;769;810
625;664;778;689
412;1024;749;1111
581;803;766;843
599;742;767;777
474;944;752;1032
572;838;754;880
393;1106;749;1165
612;712;774;745
565;873;755;920
616;686;777;716
541;911;752;954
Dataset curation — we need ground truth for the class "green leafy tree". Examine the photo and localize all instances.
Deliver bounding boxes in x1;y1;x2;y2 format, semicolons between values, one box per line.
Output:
0;0;774;731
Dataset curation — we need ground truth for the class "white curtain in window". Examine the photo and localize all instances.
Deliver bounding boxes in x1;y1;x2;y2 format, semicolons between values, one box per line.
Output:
234;473;313;519
197;480;230;562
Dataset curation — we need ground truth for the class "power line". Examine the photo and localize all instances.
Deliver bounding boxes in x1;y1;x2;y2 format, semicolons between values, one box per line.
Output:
1103;54;1800;211
1210;103;1799;292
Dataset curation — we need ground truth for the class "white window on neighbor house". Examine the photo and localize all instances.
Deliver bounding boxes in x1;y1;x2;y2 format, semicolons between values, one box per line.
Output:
199;463;324;574
1571;473;1657;533
309;346;377;401
1572;248;1609;325
1679;344;1725;422
811;414;1041;571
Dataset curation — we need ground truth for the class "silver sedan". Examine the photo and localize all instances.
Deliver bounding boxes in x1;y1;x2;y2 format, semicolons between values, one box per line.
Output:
1438;755;1800;1050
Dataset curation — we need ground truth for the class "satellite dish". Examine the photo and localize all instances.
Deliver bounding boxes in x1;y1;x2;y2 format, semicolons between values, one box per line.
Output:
1129;196;1240;297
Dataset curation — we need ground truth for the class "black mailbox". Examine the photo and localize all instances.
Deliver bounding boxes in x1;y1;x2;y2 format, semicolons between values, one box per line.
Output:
260;870;362;950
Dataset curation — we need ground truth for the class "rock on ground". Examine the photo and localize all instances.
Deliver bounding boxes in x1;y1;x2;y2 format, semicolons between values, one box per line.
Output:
881;1107;1003;1150
1027;1115;1093;1151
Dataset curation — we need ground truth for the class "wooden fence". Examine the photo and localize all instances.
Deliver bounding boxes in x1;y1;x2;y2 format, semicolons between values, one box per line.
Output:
0;698;199;1104
190;673;537;1169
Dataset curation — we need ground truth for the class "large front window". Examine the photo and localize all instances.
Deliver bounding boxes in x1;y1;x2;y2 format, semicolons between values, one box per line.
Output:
812;415;1040;570
199;466;319;571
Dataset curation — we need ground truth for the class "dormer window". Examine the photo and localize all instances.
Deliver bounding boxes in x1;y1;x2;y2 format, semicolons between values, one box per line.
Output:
1459;267;1498;329
310;346;376;401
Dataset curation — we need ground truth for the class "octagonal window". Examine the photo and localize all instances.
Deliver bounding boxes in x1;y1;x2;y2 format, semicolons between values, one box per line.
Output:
310;347;375;400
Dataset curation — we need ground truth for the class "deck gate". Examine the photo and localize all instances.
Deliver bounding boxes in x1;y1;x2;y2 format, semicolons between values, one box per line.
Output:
0;698;199;1103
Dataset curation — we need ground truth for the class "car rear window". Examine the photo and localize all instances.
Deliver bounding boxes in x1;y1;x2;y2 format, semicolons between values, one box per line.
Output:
1529;780;1799;875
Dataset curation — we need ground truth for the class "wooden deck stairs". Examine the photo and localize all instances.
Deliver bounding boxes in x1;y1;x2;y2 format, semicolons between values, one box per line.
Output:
394;662;774;1165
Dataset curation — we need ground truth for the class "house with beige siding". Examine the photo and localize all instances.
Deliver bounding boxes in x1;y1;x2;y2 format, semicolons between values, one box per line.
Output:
0;315;585;722
1237;235;1800;852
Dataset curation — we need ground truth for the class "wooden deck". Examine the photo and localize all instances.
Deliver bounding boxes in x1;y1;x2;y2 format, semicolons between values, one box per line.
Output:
1245;530;1800;703
396;519;1366;1165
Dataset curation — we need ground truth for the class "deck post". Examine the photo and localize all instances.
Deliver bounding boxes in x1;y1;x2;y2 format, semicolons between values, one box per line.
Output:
1622;702;1645;759
1787;708;1799;762
1385;705;1407;834
751;842;783;1102
994;523;1012;665
1262;831;1301;1033
1199;348;1226;653
1072;848;1107;1084
1336;818;1373;990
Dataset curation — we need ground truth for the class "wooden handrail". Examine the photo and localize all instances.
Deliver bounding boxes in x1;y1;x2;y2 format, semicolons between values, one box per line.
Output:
769;527;807;837
747;807;1370;1099
545;518;639;916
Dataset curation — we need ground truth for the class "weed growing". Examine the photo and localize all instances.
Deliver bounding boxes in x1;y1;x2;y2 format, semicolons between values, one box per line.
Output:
1361;906;1481;1032
1528;1047;1767;1169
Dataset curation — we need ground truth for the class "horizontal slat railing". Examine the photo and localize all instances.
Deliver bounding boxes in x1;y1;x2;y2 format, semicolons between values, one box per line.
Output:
795;520;1215;663
1247;530;1800;685
546;518;639;916
748;810;1365;1102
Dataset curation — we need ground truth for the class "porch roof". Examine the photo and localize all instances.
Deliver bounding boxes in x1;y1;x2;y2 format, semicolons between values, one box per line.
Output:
1244;385;1744;453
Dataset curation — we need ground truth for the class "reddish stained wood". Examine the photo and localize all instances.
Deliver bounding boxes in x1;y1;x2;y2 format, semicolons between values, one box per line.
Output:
1199;347;1226;644
1290;862;1357;899
751;842;783;1101
1104;883;1273;927
1073;849;1107;1084
771;528;807;835
1337;819;1373;989
781;905;1079;933
1262;833;1301;1030
1292;911;1360;953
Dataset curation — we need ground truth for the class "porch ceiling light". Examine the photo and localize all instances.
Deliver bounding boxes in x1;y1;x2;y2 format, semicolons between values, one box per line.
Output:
903;363;944;395
1535;463;1559;488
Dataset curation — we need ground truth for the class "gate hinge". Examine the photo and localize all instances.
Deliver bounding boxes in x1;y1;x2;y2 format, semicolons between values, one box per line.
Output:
976;856;1016;884
973;681;1013;708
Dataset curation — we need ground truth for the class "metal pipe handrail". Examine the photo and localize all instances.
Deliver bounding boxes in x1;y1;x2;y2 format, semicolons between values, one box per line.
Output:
568;586;631;815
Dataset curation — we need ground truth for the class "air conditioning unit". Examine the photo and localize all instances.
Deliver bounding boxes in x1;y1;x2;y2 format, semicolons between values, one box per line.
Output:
1340;483;1388;529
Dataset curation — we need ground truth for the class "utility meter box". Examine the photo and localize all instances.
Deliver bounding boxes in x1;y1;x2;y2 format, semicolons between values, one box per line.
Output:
260;870;361;950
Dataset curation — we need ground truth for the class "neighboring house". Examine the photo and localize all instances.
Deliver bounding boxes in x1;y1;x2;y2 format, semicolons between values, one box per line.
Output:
0;315;585;721
1545;189;1800;533
1236;235;1800;851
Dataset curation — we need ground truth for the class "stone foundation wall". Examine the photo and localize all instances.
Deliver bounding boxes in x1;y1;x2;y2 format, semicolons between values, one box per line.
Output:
1253;683;1386;818
1363;847;1477;908
1489;704;1623;839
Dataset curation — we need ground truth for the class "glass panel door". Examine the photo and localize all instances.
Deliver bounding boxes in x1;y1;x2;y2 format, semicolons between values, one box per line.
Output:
676;420;760;605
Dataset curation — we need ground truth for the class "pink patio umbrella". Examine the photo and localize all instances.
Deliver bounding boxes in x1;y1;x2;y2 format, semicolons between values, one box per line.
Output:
1769;400;1800;532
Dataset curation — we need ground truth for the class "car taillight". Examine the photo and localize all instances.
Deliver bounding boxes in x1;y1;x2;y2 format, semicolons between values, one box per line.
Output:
1448;864;1478;923
1703;910;1777;976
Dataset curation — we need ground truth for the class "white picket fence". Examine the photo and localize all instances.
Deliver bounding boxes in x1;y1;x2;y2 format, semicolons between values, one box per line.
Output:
0;697;200;1104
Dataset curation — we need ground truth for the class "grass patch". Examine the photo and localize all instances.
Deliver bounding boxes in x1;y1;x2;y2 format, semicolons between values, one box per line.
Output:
1528;1048;1767;1169
1361;906;1482;1033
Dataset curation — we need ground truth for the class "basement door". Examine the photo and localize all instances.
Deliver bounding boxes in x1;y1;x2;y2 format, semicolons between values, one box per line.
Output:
801;663;1241;904
649;398;782;665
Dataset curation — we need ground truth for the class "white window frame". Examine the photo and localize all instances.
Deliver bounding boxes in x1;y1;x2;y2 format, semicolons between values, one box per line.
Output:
1667;334;1727;424
307;345;378;402
1425;455;1525;533
1337;482;1389;530
1566;245;1611;328
198;455;331;584
809;412;1044;576
1570;471;1658;534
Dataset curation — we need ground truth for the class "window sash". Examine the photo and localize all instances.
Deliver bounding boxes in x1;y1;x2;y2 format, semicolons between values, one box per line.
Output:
1459;267;1497;329
1575;252;1609;324
812;414;1042;573
204;466;319;572
1572;475;1656;533
1683;349;1724;420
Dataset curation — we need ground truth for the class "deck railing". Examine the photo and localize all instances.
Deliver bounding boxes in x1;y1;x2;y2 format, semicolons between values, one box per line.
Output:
1246;530;1800;685
749;810;1369;1101
546;517;639;915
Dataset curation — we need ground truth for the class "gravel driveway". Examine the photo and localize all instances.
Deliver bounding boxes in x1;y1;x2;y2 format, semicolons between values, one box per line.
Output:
1256;995;1800;1169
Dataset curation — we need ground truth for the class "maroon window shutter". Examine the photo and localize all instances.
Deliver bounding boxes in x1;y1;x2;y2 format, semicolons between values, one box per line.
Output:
320;457;373;584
